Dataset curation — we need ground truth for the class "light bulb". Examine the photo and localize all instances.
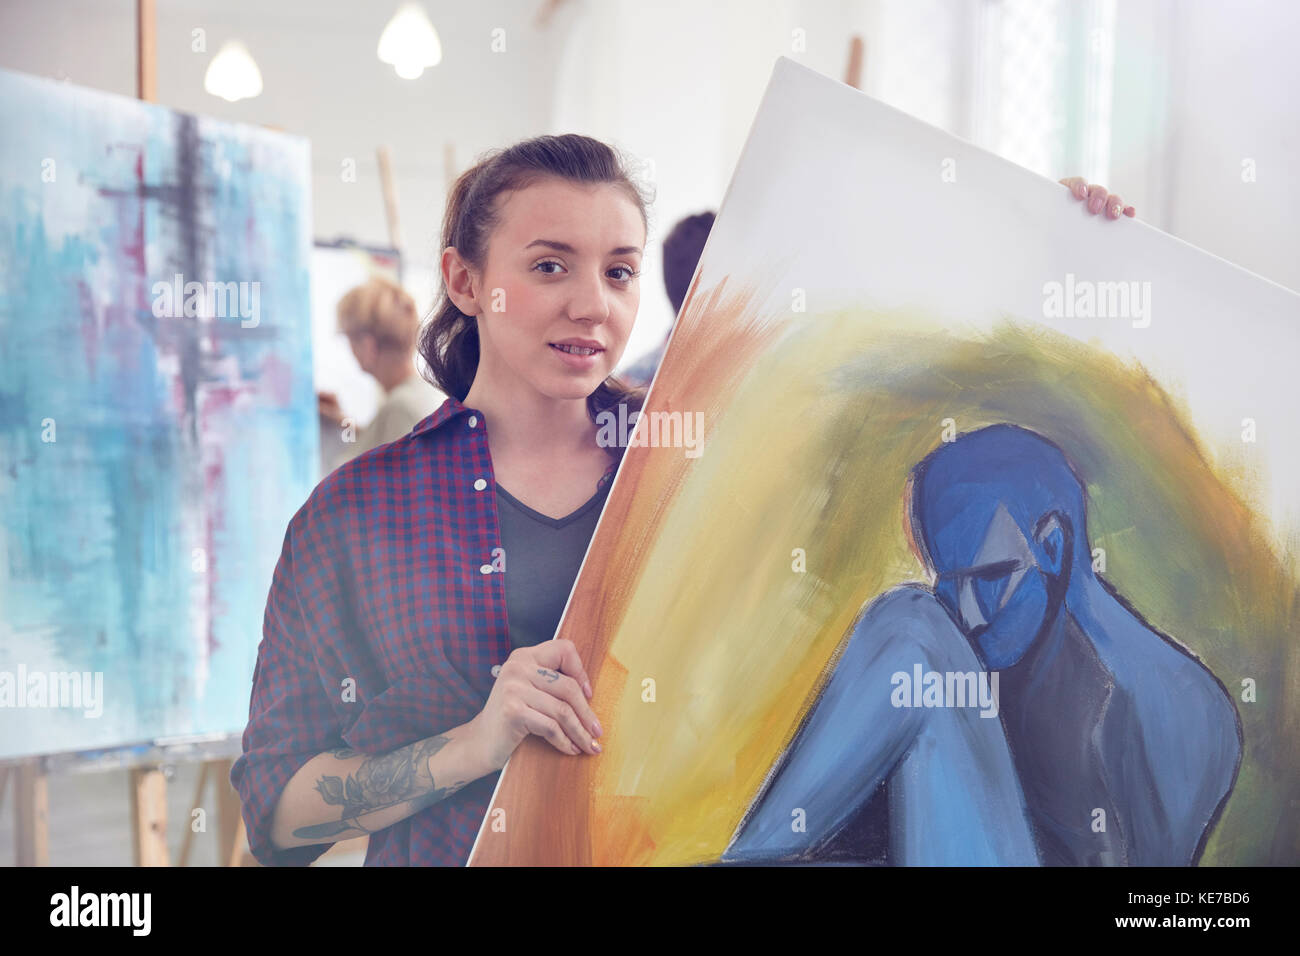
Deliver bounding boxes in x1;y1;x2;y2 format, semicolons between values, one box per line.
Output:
377;3;442;80
204;41;263;102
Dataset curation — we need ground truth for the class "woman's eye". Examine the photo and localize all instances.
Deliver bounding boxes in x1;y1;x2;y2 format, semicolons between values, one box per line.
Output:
534;260;564;275
608;265;638;282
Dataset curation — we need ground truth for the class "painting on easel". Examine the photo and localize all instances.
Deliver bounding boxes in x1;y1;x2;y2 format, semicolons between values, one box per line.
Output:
471;58;1299;866
0;69;317;760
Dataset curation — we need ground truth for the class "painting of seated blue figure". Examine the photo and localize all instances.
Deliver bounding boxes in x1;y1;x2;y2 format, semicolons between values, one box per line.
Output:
725;426;1241;866
471;58;1297;867
0;70;317;759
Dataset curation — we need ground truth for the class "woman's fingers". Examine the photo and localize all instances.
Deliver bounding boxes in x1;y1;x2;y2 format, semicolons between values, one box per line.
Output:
1060;177;1136;218
523;686;600;755
503;638;603;756
533;638;594;700
529;662;602;739
517;705;579;756
1059;176;1088;200
1084;183;1110;214
1089;186;1135;218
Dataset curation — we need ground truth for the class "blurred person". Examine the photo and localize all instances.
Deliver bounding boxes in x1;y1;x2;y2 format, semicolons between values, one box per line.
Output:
317;276;445;470
619;211;715;388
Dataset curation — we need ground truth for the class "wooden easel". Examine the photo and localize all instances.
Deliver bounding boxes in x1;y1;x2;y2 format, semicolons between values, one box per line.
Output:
2;761;49;866
4;741;256;867
102;0;251;870
130;757;251;865
137;0;155;102
174;757;249;866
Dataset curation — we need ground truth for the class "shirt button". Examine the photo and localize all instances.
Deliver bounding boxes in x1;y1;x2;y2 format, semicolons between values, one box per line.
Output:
490;665;502;678
473;478;487;491
468;415;478;428
479;564;493;574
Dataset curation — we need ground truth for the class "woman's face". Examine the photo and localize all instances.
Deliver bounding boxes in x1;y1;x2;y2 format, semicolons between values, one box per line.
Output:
453;177;644;403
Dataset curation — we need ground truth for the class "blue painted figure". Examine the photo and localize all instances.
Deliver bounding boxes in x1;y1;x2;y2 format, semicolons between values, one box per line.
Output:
721;584;1040;865
908;424;1241;864
724;424;1241;866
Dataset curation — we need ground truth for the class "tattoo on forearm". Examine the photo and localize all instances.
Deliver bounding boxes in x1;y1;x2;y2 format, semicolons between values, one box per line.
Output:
538;668;560;683
294;735;468;841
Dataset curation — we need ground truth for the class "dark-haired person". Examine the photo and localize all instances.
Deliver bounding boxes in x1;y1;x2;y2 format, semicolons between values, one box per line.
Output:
317;276;446;473
230;135;1137;866
232;135;649;865
619;211;715;388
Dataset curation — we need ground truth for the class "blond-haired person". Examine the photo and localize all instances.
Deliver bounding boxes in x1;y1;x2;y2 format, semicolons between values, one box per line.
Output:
318;277;445;470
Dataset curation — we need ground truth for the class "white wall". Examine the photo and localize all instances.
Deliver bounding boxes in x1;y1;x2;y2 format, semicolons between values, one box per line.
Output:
1155;0;1299;292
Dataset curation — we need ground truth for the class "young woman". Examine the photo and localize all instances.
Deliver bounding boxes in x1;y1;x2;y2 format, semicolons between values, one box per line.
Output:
231;134;651;866
230;133;1134;866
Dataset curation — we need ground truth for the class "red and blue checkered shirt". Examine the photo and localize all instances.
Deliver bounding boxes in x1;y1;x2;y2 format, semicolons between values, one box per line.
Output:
230;394;620;865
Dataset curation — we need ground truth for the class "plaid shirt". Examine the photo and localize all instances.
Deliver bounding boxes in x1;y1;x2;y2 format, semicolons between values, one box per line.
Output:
230;394;620;865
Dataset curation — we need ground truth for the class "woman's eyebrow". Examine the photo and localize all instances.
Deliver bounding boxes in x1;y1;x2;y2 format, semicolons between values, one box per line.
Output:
524;239;642;256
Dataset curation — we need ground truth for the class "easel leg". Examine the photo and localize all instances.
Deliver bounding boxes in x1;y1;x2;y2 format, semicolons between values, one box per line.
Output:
229;814;250;867
15;760;49;867
129;766;169;866
177;761;210;867
210;757;247;866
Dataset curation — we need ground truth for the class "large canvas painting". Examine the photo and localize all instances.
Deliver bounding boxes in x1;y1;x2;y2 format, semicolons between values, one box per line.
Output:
0;70;317;760
471;58;1299;866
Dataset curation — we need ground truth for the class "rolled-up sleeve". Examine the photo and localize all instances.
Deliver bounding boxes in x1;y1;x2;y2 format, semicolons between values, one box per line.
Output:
230;507;346;867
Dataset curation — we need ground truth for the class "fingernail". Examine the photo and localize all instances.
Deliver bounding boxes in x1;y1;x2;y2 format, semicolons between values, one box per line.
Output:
583;679;593;698
1110;203;1122;217
591;740;602;753
593;719;603;737
1089;196;1104;213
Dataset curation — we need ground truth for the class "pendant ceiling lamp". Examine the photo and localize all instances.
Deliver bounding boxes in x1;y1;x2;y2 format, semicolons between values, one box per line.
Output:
378;3;443;79
204;40;263;102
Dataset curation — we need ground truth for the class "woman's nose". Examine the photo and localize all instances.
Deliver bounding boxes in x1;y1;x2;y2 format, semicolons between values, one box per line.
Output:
566;269;612;324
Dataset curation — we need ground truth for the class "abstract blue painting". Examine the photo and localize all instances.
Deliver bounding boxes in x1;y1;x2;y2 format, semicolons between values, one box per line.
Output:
0;69;317;759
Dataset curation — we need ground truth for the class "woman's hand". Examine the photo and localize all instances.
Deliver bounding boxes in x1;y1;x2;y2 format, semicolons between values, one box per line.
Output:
465;638;604;774
1059;177;1135;220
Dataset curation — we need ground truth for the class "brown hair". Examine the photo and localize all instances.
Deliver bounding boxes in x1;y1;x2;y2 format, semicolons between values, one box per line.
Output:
337;276;419;353
418;134;652;425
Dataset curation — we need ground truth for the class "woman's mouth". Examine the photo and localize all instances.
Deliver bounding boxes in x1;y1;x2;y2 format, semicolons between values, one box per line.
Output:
548;341;604;369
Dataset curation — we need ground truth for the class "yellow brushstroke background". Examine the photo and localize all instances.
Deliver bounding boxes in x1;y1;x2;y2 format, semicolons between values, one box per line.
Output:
590;286;1299;866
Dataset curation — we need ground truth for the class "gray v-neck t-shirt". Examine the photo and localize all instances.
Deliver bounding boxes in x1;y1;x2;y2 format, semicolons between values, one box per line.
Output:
495;480;612;649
